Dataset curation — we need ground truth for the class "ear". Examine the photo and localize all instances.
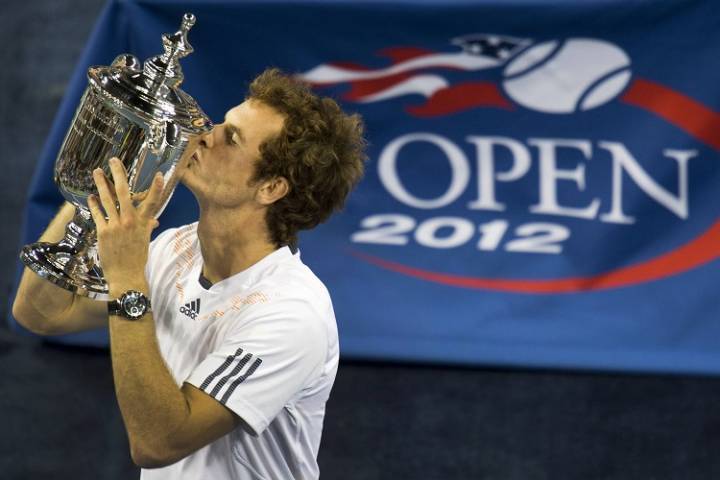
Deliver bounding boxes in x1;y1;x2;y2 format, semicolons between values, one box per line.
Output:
256;176;290;205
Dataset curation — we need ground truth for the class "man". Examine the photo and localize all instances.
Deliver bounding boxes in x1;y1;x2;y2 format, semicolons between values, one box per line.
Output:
13;68;367;479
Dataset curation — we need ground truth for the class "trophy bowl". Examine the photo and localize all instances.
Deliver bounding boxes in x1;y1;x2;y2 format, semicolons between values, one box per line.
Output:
20;13;212;301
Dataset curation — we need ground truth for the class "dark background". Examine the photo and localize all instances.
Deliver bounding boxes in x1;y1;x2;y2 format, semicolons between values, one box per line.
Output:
1;1;719;479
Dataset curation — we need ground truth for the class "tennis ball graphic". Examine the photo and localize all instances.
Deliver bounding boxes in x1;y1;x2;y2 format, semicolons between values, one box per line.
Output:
502;38;632;113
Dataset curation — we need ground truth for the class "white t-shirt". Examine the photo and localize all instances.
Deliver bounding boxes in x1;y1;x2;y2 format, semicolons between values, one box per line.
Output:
139;223;339;480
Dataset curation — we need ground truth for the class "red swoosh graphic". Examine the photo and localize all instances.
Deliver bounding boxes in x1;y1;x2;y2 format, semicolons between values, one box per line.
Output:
403;77;720;130
343;72;413;101
326;61;372;72
407;82;514;117
351;216;720;293
327;45;437;73
378;46;437;64
620;78;720;151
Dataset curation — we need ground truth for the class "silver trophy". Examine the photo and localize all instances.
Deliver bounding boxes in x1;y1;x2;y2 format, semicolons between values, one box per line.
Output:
20;13;212;300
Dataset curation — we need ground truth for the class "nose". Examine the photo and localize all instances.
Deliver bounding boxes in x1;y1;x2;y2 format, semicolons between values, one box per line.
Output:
199;128;215;149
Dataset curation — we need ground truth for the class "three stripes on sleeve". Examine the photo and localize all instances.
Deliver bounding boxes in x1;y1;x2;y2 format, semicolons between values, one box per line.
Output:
199;348;263;405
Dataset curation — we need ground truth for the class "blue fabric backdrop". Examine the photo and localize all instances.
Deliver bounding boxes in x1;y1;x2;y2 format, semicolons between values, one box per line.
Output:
10;0;720;374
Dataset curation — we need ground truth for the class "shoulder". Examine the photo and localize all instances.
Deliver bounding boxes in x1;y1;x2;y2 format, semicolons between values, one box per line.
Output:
267;251;333;316
234;252;335;343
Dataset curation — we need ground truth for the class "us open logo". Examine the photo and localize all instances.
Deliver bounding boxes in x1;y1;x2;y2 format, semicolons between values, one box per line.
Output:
300;34;720;293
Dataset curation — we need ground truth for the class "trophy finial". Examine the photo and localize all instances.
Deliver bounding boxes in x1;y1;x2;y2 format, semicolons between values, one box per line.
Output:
161;13;195;64
182;12;196;28
144;13;198;88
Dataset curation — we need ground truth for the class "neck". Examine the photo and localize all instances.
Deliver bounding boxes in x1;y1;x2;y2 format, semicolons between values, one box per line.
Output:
196;202;277;284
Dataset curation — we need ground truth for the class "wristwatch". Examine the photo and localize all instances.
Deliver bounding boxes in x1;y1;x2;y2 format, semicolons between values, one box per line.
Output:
108;290;152;320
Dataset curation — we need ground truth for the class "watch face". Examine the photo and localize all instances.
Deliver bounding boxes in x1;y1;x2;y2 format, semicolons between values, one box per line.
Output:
120;291;148;319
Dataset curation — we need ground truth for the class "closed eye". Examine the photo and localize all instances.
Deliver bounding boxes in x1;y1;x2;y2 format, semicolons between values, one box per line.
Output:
225;129;240;146
222;113;246;146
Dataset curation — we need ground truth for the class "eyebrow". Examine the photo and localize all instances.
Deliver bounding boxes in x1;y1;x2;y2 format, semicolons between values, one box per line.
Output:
223;115;246;143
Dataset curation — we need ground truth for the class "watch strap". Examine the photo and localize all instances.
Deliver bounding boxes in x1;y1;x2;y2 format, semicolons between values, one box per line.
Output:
108;299;123;316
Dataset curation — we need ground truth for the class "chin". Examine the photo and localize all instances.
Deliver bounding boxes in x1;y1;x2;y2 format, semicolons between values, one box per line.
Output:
179;175;208;204
177;168;195;189
178;174;196;191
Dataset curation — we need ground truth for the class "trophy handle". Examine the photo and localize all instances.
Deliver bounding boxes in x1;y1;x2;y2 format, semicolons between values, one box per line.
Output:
20;207;109;300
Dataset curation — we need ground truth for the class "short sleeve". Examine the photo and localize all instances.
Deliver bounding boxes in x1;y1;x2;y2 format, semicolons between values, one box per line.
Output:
184;297;327;435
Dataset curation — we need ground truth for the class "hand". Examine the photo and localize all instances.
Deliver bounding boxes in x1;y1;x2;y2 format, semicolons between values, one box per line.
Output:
87;157;164;297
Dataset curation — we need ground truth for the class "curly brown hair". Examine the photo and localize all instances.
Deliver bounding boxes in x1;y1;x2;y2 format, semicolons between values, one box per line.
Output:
247;68;367;249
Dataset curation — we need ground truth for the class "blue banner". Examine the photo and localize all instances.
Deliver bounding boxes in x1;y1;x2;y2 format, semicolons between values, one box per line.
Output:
11;0;720;374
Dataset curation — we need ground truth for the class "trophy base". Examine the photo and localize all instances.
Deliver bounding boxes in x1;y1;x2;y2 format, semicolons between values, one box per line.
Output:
20;242;110;301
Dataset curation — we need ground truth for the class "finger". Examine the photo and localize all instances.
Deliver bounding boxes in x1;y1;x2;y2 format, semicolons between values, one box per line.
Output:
109;157;133;215
87;195;107;229
139;172;165;218
93;168;118;222
132;189;149;203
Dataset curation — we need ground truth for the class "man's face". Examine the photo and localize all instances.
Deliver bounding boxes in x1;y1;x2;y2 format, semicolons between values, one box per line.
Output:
180;99;285;208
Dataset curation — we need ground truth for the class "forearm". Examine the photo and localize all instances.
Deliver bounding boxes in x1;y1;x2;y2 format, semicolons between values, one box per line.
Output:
13;202;80;331
108;278;190;466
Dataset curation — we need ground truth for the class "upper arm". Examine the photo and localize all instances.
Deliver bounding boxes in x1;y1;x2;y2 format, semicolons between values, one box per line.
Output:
181;383;249;437
135;383;244;468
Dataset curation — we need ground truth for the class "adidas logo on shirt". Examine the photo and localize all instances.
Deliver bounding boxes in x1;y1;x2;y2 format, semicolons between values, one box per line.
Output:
180;298;201;320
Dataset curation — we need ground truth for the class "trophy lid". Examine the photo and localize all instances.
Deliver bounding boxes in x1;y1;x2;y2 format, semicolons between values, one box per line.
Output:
87;13;212;134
